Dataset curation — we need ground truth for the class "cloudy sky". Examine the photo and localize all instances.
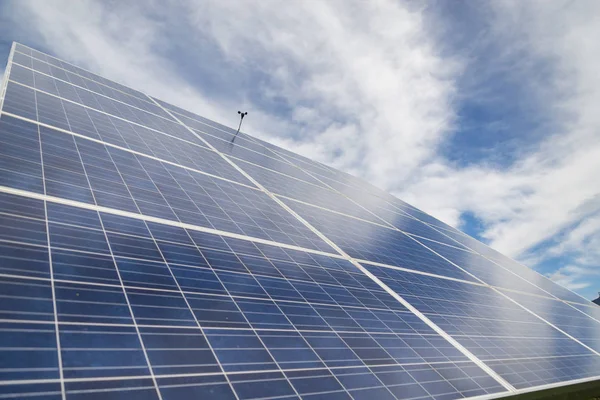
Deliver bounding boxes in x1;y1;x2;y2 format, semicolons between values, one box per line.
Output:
1;0;599;300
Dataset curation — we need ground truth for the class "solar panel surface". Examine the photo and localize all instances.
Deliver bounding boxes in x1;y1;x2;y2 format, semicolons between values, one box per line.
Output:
0;42;599;400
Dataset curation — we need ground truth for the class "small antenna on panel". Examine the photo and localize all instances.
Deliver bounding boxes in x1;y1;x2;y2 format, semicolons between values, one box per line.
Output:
232;111;248;142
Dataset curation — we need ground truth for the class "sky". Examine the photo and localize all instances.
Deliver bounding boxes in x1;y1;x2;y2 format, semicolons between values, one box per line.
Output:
0;0;599;300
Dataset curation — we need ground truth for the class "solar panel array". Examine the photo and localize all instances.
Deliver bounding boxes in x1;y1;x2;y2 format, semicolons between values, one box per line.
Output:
0;42;599;400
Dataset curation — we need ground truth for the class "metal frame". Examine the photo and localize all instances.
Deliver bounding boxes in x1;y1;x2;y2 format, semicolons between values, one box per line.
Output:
0;42;16;113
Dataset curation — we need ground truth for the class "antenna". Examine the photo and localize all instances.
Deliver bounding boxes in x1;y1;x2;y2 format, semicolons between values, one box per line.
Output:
233;111;247;141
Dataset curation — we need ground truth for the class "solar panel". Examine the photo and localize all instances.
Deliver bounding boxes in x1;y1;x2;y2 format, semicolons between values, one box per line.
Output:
0;41;599;399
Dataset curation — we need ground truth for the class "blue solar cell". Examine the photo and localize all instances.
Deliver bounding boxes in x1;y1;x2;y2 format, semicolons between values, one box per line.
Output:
0;322;59;380
0;115;44;192
7;63;35;87
2;82;38;121
52;249;119;284
0;213;47;245
1;276;55;322
0;241;50;278
0;383;63;400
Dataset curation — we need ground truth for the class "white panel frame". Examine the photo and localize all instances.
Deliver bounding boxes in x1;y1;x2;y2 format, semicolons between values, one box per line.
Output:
0;42;16;113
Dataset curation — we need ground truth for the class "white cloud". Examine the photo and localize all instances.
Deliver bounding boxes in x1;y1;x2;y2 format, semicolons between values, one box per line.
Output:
535;215;600;295
398;1;600;263
5;0;600;297
182;0;461;186
547;265;600;292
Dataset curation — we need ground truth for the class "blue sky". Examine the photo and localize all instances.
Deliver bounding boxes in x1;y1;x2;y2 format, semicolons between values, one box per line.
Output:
1;0;599;300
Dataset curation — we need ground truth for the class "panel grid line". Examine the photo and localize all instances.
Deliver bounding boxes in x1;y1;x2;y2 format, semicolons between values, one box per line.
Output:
65;111;165;399
243;129;598;313
221;245;400;399
92;125;242;399
103;131;316;399
148;94;518;394
14;44;154;105
32;65;67;400
0;110;256;190
241;132;473;229
0;269;457;324
0;357;522;386
0;184;594;314
409;234;600;359
0;185;342;258
6;78;218;160
12;60;177;125
3;94;451;245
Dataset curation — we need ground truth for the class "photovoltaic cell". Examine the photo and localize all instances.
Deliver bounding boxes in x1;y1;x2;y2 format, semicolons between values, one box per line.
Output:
0;42;599;399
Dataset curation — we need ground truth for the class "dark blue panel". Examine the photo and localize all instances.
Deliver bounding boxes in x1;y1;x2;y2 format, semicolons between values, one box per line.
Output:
47;201;102;229
140;326;221;375
3;44;597;400
49;222;109;253
100;212;151;237
116;258;177;290
106;232;163;260
286;369;347;397
6;63;35;88
126;287;197;327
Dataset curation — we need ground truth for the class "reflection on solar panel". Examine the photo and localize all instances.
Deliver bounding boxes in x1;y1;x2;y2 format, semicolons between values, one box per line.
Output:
0;41;599;400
